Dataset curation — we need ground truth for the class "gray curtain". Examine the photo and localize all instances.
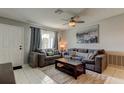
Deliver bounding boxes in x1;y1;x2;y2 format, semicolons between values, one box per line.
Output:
53;32;58;49
30;27;41;52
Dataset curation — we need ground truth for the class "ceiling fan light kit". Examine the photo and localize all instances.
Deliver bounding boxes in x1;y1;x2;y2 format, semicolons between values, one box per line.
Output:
66;16;85;27
68;21;76;27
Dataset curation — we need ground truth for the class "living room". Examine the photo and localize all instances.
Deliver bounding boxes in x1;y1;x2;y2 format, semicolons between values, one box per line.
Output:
1;0;124;93
1;8;124;85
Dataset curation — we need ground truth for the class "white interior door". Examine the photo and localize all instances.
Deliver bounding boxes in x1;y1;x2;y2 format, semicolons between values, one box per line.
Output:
0;23;24;67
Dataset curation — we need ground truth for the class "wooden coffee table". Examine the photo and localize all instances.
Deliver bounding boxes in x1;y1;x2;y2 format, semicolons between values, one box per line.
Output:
55;58;85;79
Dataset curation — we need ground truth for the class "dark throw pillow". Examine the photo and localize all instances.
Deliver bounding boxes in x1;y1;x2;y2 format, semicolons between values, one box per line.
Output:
54;50;60;55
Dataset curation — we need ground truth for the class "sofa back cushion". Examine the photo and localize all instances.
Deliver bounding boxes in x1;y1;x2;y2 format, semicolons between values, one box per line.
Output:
88;49;98;54
87;49;105;59
36;48;61;56
35;49;43;53
88;49;105;54
39;49;47;55
97;49;105;54
68;48;77;51
45;49;54;52
54;50;60;55
76;52;89;59
36;49;54;56
69;51;77;57
76;52;98;60
77;49;88;53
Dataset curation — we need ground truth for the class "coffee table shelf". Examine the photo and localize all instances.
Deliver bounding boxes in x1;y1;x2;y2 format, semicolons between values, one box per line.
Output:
55;58;85;79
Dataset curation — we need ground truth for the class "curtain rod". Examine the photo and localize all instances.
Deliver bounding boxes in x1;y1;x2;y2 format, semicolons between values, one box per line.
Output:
30;26;60;32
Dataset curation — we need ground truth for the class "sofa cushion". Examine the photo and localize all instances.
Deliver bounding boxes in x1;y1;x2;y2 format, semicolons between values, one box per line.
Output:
45;55;61;61
45;56;55;61
53;55;61;58
76;52;89;59
85;64;95;70
97;49;105;54
69;51;77;57
88;49;98;54
83;59;95;64
77;49;88;53
41;49;47;55
54;50;60;55
68;48;77;51
41;49;54;56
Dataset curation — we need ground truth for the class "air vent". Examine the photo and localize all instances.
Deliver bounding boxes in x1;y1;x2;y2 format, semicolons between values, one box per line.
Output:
107;51;124;66
54;9;63;14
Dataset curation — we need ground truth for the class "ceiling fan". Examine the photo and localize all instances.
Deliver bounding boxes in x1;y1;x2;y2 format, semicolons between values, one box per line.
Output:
54;9;85;27
62;16;85;27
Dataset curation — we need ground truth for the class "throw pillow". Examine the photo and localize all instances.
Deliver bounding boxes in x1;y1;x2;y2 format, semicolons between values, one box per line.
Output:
69;51;76;57
54;50;60;55
87;53;94;59
47;51;54;56
88;52;97;60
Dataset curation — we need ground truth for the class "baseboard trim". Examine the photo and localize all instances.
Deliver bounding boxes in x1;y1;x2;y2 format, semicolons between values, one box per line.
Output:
13;66;22;70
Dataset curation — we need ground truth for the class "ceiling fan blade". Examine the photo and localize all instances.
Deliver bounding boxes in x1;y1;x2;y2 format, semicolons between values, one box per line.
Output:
76;21;85;23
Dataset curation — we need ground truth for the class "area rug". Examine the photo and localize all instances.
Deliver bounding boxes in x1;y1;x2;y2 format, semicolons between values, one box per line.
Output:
39;65;108;84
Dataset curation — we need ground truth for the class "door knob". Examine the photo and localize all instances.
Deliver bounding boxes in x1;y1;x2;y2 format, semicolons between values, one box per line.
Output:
20;48;22;50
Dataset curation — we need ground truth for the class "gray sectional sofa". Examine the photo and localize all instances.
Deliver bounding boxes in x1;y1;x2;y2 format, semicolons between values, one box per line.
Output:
29;48;107;73
29;49;62;68
64;48;107;73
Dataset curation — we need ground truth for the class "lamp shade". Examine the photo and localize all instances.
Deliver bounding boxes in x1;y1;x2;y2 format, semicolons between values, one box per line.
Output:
60;44;65;48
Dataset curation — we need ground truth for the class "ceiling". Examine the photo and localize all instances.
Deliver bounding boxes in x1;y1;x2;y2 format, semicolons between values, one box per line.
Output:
0;8;124;30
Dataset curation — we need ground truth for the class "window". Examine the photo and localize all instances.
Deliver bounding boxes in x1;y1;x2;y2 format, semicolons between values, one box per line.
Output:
40;30;55;49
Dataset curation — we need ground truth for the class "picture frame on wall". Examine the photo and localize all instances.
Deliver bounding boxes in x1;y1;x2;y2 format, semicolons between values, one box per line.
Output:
76;24;99;44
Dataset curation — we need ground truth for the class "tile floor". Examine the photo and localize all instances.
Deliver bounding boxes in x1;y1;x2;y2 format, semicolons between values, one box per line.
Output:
14;64;124;84
14;65;56;84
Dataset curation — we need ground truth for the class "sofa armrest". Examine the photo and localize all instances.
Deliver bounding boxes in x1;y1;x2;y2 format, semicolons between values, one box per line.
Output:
38;52;46;57
95;54;107;73
31;52;46;60
38;52;47;67
29;52;39;68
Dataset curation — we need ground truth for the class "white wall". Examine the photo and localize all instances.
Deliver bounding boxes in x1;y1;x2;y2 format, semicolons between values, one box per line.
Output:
0;17;31;63
0;17;62;64
66;14;124;52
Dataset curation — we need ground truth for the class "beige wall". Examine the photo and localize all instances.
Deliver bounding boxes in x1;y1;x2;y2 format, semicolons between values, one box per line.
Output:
66;14;124;52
